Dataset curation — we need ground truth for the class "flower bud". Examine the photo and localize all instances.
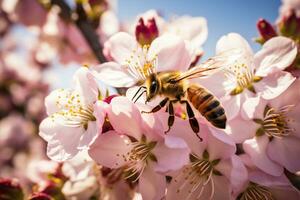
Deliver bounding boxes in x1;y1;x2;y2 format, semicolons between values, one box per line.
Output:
279;9;300;39
0;178;24;200
29;193;52;200
39;181;65;200
256;18;277;43
135;18;159;46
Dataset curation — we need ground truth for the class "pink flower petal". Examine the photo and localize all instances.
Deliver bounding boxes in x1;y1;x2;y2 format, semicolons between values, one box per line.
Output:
220;94;241;121
249;169;290;187
211;175;231;200
108;96;143;139
91;62;137;87
269;187;300;199
287;104;300;138
216;33;253;56
207;127;236;160
88;131;131;168
167;16;208;49
168;120;208;156
241;96;266;120
216;155;248;195
267;136;300;173
256;71;296;100
73;67;98;106
45;125;83;162
243;136;283;176
78;121;98;150
268;79;300;109
195;71;227;98
255;36;297;77
248;170;300;199
153;135;190;173
103;32;138;64
226;117;259;143
138;166;166;200
44;89;72;115
148;34;192;71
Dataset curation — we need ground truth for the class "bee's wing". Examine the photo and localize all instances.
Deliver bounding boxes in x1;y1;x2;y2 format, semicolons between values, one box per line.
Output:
171;48;244;82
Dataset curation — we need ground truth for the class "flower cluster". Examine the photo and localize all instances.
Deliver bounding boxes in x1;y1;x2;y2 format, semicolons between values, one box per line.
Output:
37;5;300;200
0;0;300;200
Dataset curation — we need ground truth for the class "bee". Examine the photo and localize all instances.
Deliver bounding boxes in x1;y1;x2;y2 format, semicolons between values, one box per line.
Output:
95;48;241;140
129;50;243;140
133;69;224;141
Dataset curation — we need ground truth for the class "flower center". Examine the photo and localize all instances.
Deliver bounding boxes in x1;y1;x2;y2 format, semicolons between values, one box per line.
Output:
124;45;157;80
119;136;157;182
238;182;275;200
254;105;295;138
52;90;96;130
225;63;262;95
174;151;221;200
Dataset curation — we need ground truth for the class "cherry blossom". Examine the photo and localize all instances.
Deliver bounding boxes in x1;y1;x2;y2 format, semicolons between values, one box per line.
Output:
237;79;300;176
165;120;247;200
89;96;190;200
94;32;192;87
39;67;104;161
209;33;297;120
234;154;300;199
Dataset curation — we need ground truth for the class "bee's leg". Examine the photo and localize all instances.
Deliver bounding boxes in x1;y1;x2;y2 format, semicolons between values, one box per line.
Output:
141;97;169;114
180;100;202;141
165;100;176;134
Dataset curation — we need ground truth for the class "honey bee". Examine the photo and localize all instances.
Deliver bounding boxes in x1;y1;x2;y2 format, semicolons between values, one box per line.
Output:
95;47;242;140
129;50;243;140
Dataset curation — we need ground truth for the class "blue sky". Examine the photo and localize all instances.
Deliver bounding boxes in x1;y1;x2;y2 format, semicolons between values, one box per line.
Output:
49;0;282;89
118;0;281;58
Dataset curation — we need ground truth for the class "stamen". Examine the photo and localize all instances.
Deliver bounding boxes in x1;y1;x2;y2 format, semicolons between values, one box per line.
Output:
124;45;157;80
238;182;275;200
52;91;96;130
118;138;156;182
225;62;261;95
262;105;295;138
174;153;220;199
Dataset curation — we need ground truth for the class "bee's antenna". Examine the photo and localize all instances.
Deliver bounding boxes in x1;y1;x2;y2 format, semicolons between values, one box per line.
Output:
132;86;146;102
134;90;146;103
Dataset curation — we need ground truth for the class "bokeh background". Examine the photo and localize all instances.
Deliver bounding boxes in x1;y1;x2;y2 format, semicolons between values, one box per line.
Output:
1;0;293;198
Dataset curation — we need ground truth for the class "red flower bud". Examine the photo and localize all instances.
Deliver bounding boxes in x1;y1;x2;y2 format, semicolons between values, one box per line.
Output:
135;18;159;46
279;9;300;39
0;178;24;200
29;193;52;200
257;18;277;42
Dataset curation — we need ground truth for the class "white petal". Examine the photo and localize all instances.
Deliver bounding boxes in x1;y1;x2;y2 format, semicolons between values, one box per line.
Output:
91;62;137;87
216;33;253;56
44;88;72;115
255;36;298;77
104;32;138;64
148;33;192;71
73;67;98;106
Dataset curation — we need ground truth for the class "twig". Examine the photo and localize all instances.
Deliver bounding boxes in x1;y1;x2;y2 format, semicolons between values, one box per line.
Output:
50;0;107;63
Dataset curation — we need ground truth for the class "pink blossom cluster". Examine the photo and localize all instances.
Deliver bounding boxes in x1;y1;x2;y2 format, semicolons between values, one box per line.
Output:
38;5;300;200
1;0;119;65
0;0;299;200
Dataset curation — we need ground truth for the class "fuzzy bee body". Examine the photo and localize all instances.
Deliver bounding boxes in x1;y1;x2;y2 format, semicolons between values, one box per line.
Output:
142;71;226;139
187;84;226;129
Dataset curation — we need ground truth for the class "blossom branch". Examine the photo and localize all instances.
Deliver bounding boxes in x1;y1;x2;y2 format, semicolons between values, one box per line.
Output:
49;0;107;63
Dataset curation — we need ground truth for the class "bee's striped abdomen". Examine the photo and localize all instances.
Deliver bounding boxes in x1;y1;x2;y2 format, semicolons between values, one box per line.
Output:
187;84;226;129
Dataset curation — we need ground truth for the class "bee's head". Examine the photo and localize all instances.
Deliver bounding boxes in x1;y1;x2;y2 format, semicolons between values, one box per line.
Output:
145;74;160;102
